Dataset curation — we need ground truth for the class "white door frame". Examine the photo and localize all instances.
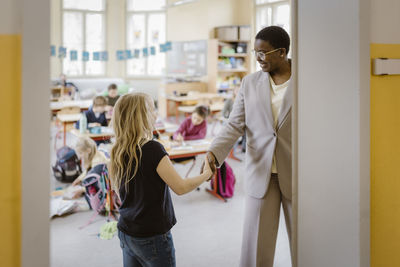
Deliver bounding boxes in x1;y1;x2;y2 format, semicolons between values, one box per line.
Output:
21;0;370;266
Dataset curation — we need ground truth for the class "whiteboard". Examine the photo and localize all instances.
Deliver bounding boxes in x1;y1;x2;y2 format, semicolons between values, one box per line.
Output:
166;40;208;77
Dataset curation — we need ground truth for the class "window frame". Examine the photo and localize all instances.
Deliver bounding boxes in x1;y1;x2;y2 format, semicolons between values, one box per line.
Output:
125;3;166;78
254;0;291;71
61;0;107;77
255;0;290;33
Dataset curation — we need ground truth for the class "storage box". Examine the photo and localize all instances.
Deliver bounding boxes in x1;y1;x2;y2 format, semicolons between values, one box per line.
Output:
239;25;251;41
215;26;238;40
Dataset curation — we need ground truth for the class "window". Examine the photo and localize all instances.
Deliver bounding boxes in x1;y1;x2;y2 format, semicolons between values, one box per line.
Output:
62;0;106;76
126;0;166;76
255;0;290;70
255;0;290;36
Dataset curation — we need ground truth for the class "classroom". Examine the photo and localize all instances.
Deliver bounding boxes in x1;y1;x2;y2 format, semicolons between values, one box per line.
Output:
46;0;294;266
2;0;400;267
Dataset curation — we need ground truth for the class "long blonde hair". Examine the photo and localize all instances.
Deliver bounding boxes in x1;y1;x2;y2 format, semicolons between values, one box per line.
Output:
109;93;156;192
75;136;97;169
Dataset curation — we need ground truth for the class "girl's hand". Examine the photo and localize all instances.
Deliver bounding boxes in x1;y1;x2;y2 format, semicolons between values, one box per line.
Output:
176;133;184;142
71;178;81;186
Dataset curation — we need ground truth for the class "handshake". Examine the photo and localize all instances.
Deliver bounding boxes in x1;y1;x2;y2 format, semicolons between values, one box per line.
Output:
201;152;218;181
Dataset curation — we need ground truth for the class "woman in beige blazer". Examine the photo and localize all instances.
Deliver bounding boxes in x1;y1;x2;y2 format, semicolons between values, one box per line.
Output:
206;26;292;267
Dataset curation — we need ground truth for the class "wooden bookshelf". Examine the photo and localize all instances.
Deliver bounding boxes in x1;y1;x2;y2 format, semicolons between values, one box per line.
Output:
218;53;248;57
218;69;248;73
214;26;251;93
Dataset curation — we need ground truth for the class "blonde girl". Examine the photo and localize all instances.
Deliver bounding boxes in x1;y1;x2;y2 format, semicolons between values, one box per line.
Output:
72;136;108;186
109;93;214;267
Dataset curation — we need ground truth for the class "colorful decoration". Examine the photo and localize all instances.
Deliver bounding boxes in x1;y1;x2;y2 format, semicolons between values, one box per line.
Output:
125;49;133;59
165;41;172;51
51;41;173;61
150;46;156;55
142;48;148;57
116;50;125;60
70;50;78;61
51;45;56;56
134;49;140;58
93;52;100;61
58;46;67;58
101;51;108;61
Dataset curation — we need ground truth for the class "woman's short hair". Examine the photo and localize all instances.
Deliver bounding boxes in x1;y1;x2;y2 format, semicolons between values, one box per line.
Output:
255;26;290;54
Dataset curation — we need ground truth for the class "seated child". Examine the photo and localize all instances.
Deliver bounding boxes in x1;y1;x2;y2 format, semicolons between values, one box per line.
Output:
76;95;108;129
222;88;238;119
221;88;246;152
71;136;109;188
173;105;209;142
106;83;120;108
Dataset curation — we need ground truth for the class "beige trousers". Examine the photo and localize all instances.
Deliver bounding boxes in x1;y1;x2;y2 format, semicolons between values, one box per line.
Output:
240;175;292;267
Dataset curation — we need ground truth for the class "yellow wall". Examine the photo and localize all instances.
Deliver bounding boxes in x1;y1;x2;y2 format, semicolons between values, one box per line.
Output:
371;43;400;266
0;35;21;267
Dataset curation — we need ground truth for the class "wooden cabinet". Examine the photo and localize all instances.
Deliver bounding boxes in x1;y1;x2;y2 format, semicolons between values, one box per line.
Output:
214;26;251;93
50;86;74;101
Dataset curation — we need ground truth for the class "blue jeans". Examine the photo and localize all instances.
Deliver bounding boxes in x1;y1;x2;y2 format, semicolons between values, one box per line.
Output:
118;230;176;267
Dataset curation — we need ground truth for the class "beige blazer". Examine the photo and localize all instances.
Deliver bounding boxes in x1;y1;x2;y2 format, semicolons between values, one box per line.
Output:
209;70;292;200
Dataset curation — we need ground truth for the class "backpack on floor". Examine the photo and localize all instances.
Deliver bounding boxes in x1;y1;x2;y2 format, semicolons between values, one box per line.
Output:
81;164;120;217
52;146;82;183
211;161;236;198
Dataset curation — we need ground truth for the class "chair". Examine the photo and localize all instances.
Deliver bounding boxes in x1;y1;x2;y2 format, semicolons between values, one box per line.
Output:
58;106;81;114
54;106;81;149
172;157;197;178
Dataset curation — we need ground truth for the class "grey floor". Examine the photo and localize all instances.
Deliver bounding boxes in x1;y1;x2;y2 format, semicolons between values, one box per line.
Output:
50;120;291;267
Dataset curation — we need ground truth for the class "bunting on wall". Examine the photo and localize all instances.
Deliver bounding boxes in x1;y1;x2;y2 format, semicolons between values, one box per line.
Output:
70;50;78;61
93;52;100;61
58;46;67;58
50;45;56;56
142;48;148;57
134;49;140;58
116;50;125;61
150;46;156;55
82;51;90;61
125;50;133;59
101;51;108;61
50;42;172;61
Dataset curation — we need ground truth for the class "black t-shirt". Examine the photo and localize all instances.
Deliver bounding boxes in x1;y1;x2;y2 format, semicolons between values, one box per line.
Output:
117;140;176;237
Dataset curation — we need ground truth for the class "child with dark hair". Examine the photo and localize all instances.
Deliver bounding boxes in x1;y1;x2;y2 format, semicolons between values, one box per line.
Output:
76;95;108;129
173;105;209;142
106;83;120;107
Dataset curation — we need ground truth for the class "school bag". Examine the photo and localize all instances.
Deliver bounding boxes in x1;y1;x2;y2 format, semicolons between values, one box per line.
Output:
211;161;236;198
52;146;82;183
81;164;120;219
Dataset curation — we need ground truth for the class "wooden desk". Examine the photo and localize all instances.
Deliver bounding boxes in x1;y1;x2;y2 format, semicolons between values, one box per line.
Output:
177;102;225;117
70;127;114;142
50;100;92;114
154;121;178;133
57;113;81;146
164;139;212;159
161;138;226;202
166;93;225;122
69;121;178;142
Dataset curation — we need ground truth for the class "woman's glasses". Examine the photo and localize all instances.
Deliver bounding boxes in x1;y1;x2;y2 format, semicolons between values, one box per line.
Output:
252;48;281;60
